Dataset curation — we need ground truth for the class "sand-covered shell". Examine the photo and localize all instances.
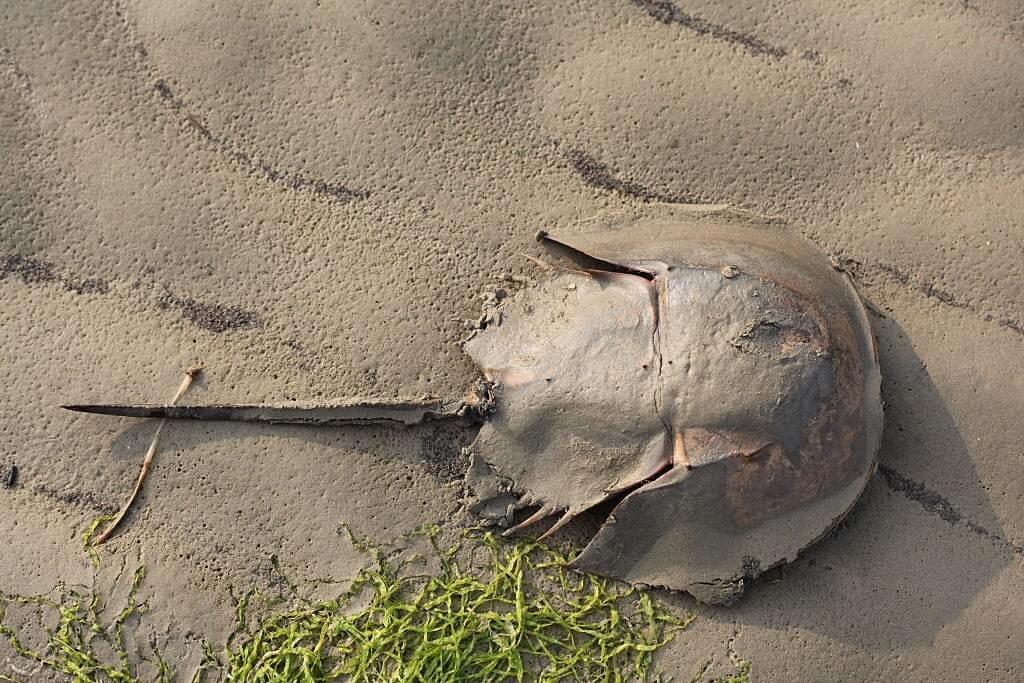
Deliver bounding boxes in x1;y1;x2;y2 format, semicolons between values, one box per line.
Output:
464;205;882;604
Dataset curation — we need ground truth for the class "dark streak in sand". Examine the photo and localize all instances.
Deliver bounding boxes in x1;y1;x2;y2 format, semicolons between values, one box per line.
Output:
2;464;17;489
1;255;268;333
629;0;788;59
566;148;700;204
118;0;364;203
0;254;110;295
31;484;119;515
840;256;1024;339
157;289;262;333
878;465;1023;558
155;80;369;203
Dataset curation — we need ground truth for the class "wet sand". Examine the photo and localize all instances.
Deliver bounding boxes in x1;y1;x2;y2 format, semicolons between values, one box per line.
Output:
2;0;1023;679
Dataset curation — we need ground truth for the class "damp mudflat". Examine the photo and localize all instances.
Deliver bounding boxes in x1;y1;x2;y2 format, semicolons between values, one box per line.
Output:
2;1;1023;680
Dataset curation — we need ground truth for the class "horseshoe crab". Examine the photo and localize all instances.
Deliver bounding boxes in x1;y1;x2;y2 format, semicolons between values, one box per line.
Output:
65;205;882;604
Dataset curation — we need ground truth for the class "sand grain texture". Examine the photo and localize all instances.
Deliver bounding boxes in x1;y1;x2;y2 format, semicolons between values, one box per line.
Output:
2;0;1023;680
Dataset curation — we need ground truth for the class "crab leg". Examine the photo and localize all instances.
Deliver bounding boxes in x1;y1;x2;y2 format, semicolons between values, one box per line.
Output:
537;507;576;541
502;504;556;537
512;456;678;542
535;456;675;541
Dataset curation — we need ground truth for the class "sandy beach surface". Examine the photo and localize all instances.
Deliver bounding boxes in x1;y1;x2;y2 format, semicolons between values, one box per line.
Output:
2;0;1023;680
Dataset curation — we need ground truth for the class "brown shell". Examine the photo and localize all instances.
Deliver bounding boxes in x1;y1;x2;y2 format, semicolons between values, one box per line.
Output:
464;205;882;604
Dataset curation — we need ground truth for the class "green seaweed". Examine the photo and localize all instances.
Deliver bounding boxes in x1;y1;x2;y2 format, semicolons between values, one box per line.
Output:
82;514;117;570
1;519;750;682
713;660;752;683
213;527;693;682
0;557;155;683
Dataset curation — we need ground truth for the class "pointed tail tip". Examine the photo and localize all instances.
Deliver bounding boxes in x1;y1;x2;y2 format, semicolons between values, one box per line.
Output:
61;404;88;413
61;404;129;416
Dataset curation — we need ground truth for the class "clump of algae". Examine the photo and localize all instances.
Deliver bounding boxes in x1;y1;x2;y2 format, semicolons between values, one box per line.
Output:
0;515;169;683
216;526;691;682
2;521;742;682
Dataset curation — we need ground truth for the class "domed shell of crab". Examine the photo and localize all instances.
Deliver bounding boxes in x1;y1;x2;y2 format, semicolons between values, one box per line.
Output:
542;205;882;603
